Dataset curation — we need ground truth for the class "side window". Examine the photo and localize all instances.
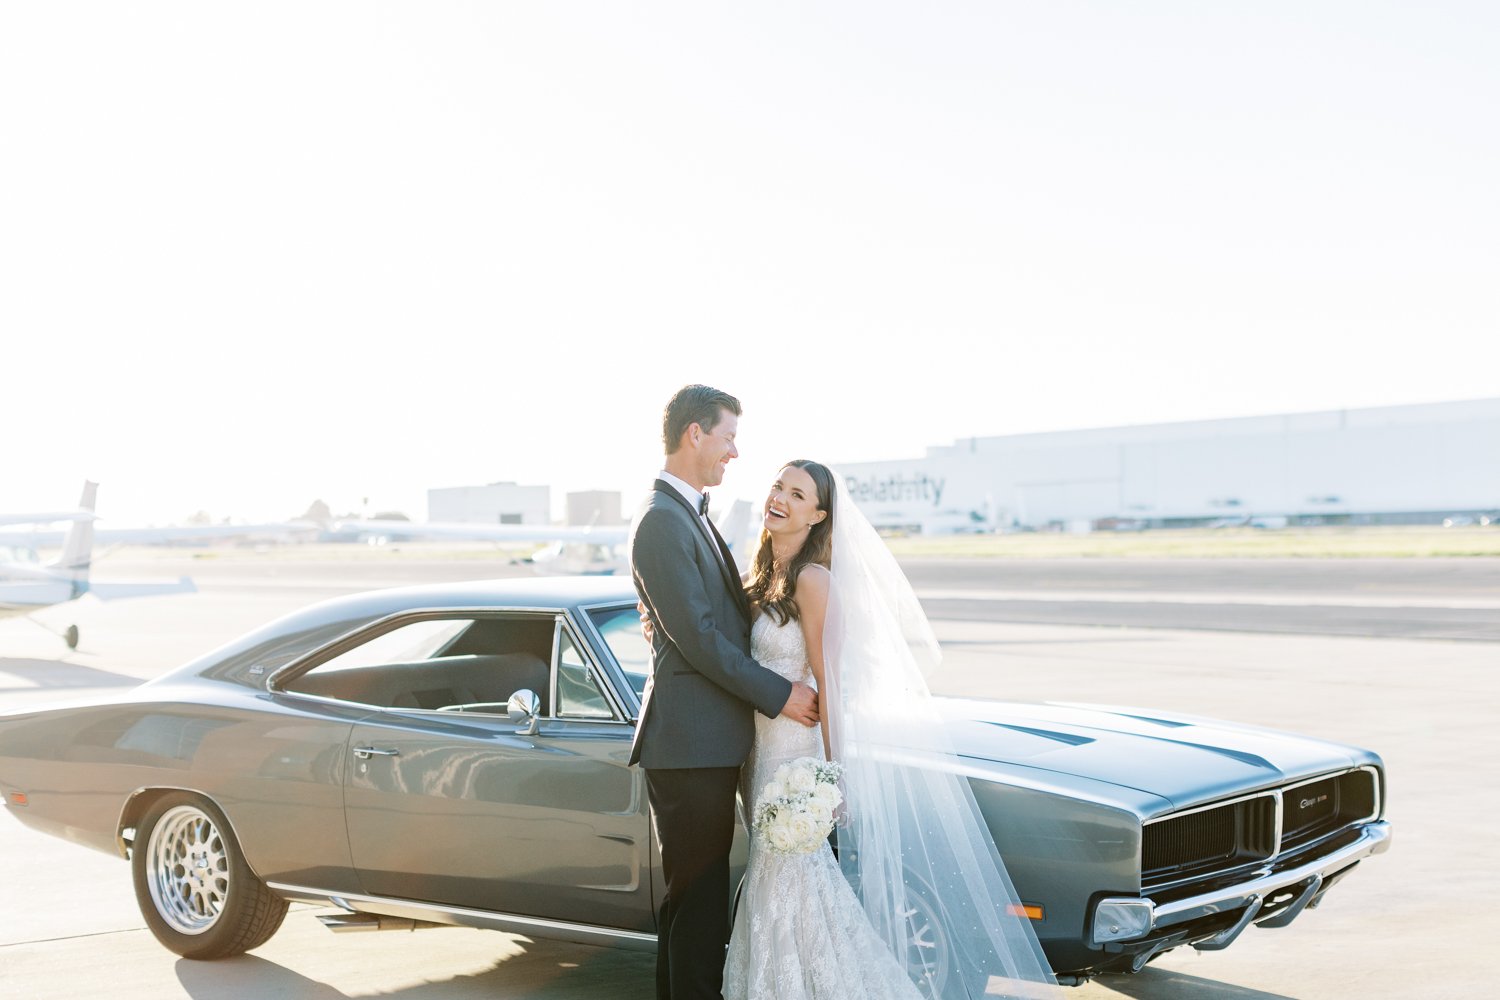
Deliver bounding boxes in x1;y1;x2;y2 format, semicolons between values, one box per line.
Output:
311;619;468;674
588;605;650;698
555;629;614;720
282;615;554;715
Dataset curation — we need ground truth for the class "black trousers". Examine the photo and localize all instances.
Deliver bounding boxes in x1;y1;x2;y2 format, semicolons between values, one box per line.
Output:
644;765;741;1000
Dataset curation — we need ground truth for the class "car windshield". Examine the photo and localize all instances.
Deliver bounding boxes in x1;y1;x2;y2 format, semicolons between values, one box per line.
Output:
588;604;650;696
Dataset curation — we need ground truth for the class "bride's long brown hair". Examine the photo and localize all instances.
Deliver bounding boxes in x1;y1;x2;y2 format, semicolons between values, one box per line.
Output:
745;459;836;626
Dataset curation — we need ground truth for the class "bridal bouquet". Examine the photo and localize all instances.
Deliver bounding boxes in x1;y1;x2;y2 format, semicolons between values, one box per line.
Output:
751;757;844;856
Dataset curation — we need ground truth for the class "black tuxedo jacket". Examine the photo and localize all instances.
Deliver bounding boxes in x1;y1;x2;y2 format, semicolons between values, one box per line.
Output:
628;480;791;768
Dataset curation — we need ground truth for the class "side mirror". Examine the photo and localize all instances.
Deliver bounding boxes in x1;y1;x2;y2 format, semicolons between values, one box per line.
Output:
507;688;541;735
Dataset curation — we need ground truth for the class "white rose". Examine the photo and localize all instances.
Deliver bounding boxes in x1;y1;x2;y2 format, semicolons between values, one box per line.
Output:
805;802;833;830
786;765;817;795
768;820;798;854
759;780;787;805
792;813;822;850
812;783;842;809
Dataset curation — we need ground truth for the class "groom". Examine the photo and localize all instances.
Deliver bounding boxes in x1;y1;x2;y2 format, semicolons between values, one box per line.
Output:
630;384;820;1000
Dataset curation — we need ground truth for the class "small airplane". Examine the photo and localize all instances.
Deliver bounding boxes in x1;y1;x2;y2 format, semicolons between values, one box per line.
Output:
1;483;197;649
331;499;758;576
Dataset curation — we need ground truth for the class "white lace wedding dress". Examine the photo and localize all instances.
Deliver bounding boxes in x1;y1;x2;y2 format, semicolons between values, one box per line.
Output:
722;613;923;1000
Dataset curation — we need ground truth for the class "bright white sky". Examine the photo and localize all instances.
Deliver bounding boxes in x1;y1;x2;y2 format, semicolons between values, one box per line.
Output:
3;2;1496;525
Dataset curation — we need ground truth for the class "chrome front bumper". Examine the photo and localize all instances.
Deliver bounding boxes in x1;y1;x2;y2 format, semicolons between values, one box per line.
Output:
1092;820;1392;952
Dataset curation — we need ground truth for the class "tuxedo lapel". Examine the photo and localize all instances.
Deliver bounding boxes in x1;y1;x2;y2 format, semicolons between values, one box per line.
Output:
706;516;752;621
653;479;750;622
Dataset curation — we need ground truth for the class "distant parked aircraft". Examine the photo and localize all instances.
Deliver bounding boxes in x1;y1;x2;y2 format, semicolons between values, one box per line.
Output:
0;483;196;649
331;499;757;576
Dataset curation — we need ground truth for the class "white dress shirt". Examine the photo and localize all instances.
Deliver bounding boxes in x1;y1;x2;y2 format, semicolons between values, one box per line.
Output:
658;469;727;568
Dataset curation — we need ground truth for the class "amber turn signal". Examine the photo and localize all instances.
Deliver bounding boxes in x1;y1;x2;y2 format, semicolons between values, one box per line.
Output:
1007;903;1044;920
6;792;27;807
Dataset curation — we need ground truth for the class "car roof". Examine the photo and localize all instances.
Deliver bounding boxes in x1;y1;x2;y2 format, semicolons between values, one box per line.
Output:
305;575;640;620
155;576;641;689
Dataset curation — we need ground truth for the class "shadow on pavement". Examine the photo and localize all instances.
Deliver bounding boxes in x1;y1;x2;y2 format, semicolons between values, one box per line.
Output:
175;956;347;1000
1091;968;1300;999
0;657;143;691
174;938;655;1000
173;951;1301;1000
392;939;655;1000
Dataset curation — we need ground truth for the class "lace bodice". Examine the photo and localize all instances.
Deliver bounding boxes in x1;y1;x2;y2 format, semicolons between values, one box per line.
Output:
745;615;821;789
751;611;814;684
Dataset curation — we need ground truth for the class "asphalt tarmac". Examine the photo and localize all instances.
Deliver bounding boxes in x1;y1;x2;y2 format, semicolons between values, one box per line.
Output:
903;558;1500;641
1;552;1495;999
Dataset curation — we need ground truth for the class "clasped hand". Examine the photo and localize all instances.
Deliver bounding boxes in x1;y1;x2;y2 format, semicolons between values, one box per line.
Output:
780;682;819;727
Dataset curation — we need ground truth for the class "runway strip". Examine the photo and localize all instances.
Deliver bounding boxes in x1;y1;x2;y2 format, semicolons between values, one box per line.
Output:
903;557;1500;641
91;552;1500;643
918;595;1500;641
916;586;1500;609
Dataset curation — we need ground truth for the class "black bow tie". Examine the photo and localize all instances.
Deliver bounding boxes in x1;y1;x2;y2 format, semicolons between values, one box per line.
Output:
699;493;710;517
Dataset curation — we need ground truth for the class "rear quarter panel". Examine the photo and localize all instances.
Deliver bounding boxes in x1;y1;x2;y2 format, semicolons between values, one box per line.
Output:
0;682;367;893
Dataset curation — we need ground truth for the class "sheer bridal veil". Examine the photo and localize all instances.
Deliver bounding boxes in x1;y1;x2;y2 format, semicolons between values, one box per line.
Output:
821;474;1059;999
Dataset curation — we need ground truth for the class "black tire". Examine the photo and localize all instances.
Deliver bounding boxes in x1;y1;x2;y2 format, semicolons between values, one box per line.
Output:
130;792;288;959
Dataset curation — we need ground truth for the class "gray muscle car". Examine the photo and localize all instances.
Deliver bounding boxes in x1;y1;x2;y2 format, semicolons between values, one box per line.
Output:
0;577;1390;987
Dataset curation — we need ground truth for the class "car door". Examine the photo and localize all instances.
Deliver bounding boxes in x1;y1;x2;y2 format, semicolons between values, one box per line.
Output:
339;612;652;931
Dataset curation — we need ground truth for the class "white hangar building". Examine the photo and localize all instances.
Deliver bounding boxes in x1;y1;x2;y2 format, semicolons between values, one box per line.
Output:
836;398;1500;533
427;482;551;525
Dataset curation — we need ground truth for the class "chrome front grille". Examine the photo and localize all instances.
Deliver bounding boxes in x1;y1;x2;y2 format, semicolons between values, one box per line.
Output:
1279;768;1380;854
1282;775;1338;839
1144;766;1380;888
1143;791;1277;880
1143;802;1235;873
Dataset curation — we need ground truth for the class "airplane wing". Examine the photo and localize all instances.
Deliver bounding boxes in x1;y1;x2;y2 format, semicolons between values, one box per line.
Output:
0;512;97;528
0;530;66;547
337;497;761;551
332;520;629;544
87;577;198;601
91;523;318;544
0;523;317;547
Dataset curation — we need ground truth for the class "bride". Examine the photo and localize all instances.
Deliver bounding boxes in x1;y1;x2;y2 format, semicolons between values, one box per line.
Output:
721;460;1058;1000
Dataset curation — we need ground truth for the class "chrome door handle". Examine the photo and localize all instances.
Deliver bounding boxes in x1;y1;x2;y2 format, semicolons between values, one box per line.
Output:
352;746;400;759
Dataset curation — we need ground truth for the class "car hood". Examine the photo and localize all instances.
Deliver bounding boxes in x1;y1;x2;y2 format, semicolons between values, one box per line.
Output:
937;698;1370;814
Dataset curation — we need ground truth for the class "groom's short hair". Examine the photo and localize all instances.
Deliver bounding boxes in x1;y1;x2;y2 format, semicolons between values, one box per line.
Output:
664;384;741;453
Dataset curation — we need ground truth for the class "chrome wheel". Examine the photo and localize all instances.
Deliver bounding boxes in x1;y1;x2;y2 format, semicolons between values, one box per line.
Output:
903;887;953;996
132;792;289;958
145;804;229;935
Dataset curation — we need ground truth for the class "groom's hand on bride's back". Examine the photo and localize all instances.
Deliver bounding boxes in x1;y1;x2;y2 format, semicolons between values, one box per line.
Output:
780;682;819;727
637;601;654;643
